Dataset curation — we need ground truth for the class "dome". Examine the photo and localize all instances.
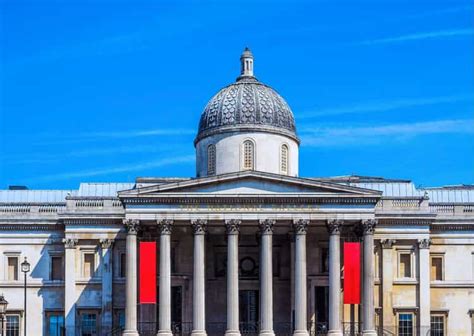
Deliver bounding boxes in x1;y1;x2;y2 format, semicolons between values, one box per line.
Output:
195;49;298;144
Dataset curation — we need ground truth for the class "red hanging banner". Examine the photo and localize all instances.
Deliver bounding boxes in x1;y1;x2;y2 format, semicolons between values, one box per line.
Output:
139;242;157;304
343;242;361;304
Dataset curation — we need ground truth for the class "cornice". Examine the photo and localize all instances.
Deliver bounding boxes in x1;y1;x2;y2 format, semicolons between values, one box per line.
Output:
63;218;123;225
0;223;64;231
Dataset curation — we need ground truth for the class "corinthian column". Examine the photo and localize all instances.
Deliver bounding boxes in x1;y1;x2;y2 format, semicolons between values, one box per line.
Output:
259;219;275;336
191;219;208;336
63;238;78;336
225;219;241;336
293;219;309;336
157;219;173;336
361;219;377;336
123;219;139;336
326;219;343;336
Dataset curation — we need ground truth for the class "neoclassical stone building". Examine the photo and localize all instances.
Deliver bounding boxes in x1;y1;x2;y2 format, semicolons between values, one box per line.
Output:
0;49;473;336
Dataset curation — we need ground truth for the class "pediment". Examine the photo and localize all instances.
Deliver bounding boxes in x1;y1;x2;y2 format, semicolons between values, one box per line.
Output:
119;171;381;198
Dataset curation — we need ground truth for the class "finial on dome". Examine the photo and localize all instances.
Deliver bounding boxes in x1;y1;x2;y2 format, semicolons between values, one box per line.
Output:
239;47;254;78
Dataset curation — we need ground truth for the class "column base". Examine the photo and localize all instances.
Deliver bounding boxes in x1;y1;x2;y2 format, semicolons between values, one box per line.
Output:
156;331;173;336
327;330;343;336
362;330;377;336
293;330;309;336
258;331;275;336
225;330;241;336
191;330;207;336
122;330;139;336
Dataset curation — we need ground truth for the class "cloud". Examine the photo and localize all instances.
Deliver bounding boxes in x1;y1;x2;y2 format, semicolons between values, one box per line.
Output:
299;119;474;147
31;155;195;182
357;28;473;45
298;94;473;119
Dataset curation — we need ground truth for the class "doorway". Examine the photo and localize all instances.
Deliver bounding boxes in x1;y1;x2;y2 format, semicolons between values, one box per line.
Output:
239;290;259;333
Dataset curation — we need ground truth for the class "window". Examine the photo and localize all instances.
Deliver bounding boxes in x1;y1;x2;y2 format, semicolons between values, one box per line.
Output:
243;140;254;170
6;315;20;336
7;257;18;281
430;315;445;336
399;253;412;278
280;144;288;174
320;248;329;273
80;312;98;336
83;253;95;278
398;313;414;336
47;313;65;336
431;255;443;281
114;310;125;330
51;256;63;281
207;144;216;175
119;253;126;278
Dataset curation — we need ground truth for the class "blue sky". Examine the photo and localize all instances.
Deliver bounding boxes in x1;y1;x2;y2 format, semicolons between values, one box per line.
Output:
1;0;473;189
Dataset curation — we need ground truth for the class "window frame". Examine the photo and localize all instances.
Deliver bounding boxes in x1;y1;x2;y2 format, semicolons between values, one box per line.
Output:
45;311;65;336
5;313;21;336
80;248;99;279
242;139;255;171
4;252;20;281
430;313;447;336
430;254;445;282
207;144;216;175
78;309;100;336
396;311;416;336
280;144;289;175
50;253;64;281
397;249;415;280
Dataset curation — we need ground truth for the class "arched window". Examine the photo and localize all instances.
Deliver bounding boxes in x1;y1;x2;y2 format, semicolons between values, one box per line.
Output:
280;144;289;174
207;144;216;175
243;140;255;170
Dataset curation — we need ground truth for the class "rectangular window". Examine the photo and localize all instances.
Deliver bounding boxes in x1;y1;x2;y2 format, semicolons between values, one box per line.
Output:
83;253;95;278
114;310;125;330
51;256;63;281
119;253;126;278
430;315;445;336
321;248;329;273
6;315;20;336
48;314;65;336
7;257;18;281
399;253;412;278
398;313;413;336
431;256;443;281
80;312;98;336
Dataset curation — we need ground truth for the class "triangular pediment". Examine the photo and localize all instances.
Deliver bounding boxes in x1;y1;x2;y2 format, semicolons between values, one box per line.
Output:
119;171;381;198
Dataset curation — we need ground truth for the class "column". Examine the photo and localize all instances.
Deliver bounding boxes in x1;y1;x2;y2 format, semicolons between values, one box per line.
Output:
259;219;275;336
63;238;78;336
123;219;139;336
380;239;396;330
225;219;241;336
191;219;207;336
100;239;114;335
361;219;377;336
157;219;173;336
326;219;343;336
418;238;431;335
293;219;309;336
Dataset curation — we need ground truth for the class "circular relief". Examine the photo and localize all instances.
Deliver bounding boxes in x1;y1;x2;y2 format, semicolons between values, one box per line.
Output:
239;256;257;276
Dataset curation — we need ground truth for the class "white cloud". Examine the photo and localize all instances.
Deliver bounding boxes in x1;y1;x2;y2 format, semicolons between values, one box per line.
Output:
32;155;195;182
300;119;474;147
357;28;473;45
298;94;472;119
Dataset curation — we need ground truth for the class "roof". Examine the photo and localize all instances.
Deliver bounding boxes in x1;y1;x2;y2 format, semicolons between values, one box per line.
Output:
77;183;135;197
0;190;75;203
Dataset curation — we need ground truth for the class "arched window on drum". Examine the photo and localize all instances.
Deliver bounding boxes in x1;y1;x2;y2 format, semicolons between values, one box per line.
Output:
280;144;289;175
207;144;216;175
243;140;255;170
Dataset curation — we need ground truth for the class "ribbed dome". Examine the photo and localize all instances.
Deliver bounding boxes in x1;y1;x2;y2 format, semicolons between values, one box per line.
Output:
195;49;298;144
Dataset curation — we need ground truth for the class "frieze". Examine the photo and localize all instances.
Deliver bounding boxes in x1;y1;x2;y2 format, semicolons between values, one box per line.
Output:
0;223;64;231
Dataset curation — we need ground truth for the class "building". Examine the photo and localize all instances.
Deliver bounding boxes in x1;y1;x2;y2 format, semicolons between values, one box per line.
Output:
0;49;473;336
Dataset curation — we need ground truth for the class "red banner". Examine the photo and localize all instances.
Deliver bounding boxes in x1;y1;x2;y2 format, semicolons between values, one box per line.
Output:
139;242;157;304
343;242;361;304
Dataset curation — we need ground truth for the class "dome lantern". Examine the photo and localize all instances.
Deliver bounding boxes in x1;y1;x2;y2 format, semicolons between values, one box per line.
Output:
238;47;254;80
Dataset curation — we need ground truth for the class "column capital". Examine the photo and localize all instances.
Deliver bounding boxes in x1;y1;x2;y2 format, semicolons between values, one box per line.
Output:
100;238;114;249
191;219;208;235
293;219;309;235
380;239;396;249
326;219;343;235
418;238;431;249
259;219;275;235
158;219;173;235
225;219;241;235
124;219;140;234
63;238;78;249
361;219;377;235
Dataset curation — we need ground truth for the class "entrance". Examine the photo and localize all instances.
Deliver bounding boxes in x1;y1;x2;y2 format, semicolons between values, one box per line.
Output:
315;286;329;333
171;286;183;332
239;290;259;333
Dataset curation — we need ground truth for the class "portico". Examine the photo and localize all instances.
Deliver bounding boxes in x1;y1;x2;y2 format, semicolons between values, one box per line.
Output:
118;171;382;336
